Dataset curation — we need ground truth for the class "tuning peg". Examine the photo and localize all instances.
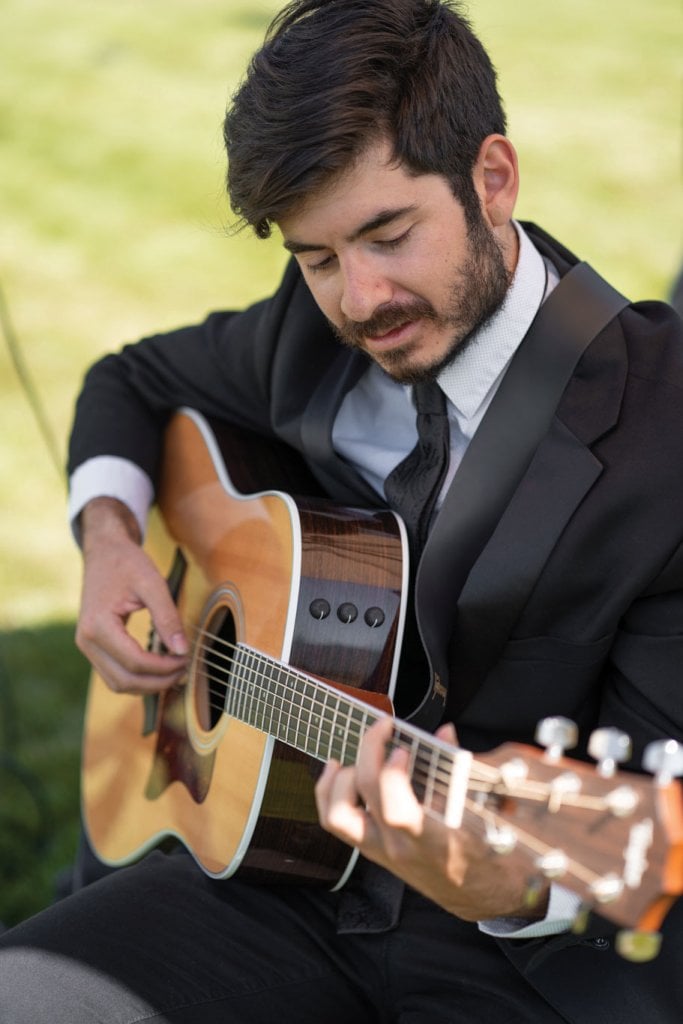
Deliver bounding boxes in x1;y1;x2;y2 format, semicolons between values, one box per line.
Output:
588;727;632;778
484;821;517;855
535;849;568;879
548;770;581;812
616;929;662;962
535;717;578;762
643;738;683;784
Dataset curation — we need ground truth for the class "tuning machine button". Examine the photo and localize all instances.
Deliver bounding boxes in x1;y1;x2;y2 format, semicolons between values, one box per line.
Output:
616;929;663;962
643;738;683;784
588;727;632;778
535;717;578;762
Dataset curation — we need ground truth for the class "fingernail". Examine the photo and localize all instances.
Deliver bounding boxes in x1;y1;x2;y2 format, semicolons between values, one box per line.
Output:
170;632;188;656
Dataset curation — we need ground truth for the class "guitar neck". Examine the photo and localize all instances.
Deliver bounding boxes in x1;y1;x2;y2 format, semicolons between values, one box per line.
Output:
201;637;683;934
218;641;472;828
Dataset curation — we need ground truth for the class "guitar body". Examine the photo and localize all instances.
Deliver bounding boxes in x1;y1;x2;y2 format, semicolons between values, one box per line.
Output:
82;408;407;886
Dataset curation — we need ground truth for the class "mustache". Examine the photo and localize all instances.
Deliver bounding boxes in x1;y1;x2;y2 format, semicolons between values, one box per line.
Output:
334;299;439;347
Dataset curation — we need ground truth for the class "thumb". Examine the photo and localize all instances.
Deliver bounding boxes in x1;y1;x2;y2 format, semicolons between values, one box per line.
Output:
435;721;458;746
142;574;189;657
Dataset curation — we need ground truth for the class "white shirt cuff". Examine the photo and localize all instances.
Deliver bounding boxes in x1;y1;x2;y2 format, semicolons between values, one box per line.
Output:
478;884;583;939
68;456;154;544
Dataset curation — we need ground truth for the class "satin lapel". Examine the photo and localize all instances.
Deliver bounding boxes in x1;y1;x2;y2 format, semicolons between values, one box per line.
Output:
411;265;629;722
299;347;380;505
447;421;603;714
416;420;602;714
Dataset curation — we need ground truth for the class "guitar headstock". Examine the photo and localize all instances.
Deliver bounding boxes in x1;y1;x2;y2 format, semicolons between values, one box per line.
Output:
468;720;683;959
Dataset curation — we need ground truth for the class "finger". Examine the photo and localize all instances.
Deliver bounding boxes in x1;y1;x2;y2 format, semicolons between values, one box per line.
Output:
79;615;189;694
136;571;189;658
315;761;373;847
377;749;423;833
314;758;341;815
88;646;188;695
354;715;395;806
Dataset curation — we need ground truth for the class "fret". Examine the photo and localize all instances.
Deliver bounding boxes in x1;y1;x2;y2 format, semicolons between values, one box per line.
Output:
245;649;259;725
252;653;266;725
223;647;237;718
287;676;304;748
263;660;277;735
228;646;393;769
421;739;441;813
316;687;334;760
236;648;250;720
414;738;436;803
235;647;249;723
270;662;285;734
293;675;317;756
283;664;294;743
406;734;419;787
343;704;367;766
329;693;343;762
301;678;319;757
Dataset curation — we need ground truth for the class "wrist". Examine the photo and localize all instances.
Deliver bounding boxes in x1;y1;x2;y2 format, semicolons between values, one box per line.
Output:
80;496;142;549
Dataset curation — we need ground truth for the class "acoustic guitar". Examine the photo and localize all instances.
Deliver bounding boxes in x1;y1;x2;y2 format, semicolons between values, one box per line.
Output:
82;408;683;958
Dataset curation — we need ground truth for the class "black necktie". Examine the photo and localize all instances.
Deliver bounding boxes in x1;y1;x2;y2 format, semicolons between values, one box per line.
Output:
384;380;450;556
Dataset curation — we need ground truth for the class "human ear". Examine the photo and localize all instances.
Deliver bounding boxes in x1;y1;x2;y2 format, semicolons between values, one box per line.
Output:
472;134;519;228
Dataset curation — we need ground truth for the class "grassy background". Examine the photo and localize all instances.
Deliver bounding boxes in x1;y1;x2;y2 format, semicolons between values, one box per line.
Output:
1;0;681;927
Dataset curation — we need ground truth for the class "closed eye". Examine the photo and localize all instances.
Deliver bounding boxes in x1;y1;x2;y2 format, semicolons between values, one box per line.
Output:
306;253;337;274
306;228;413;274
374;227;412;251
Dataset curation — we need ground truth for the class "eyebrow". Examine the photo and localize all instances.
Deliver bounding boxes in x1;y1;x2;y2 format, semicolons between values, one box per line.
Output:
282;205;418;255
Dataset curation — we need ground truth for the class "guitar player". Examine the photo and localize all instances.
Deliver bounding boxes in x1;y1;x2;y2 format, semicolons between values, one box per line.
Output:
1;1;682;1021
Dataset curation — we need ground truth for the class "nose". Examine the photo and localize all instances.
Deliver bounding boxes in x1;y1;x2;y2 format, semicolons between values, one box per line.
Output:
339;256;393;324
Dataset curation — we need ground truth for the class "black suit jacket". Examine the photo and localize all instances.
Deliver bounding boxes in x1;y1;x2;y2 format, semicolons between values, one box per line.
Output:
69;223;683;1022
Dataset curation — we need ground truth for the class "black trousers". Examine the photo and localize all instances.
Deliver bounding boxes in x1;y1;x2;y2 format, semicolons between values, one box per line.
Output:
0;850;568;1023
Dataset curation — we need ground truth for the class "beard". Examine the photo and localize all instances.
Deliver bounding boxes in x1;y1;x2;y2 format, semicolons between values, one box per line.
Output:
330;209;512;385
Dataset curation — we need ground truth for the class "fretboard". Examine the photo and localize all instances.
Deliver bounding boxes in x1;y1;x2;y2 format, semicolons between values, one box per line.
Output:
219;642;471;827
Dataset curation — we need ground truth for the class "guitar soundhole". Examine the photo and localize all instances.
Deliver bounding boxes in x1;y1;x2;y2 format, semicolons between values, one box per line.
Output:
195;605;237;732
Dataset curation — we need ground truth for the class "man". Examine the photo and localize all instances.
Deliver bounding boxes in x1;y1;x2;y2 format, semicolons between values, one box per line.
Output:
1;1;682;1020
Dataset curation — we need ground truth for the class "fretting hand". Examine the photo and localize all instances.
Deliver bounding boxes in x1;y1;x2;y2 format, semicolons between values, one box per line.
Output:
315;716;549;922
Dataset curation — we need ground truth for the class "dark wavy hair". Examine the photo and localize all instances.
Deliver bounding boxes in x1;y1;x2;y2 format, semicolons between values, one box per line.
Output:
224;0;506;237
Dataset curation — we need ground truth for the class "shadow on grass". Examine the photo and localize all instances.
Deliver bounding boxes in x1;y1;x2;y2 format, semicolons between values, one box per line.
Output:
0;621;88;928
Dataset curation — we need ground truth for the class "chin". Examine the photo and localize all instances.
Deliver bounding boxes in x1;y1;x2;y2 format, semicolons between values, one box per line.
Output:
377;344;457;386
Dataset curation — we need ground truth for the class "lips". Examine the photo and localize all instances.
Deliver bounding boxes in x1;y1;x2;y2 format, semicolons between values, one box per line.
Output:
365;320;415;349
337;299;437;349
371;320;411;339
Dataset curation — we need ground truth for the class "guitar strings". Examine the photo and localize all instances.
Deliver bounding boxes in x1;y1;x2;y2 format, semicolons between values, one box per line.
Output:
180;628;615;895
192;626;576;799
190;632;627;897
182;625;612;815
146;626;630;897
185;624;479;800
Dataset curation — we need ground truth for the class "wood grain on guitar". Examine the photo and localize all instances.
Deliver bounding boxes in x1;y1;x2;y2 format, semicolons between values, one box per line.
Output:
81;408;683;961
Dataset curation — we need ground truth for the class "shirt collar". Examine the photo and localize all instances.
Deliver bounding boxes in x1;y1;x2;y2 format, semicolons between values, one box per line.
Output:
436;222;548;422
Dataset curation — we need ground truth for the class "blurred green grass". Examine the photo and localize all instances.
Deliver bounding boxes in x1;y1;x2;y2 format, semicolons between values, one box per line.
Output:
0;0;681;926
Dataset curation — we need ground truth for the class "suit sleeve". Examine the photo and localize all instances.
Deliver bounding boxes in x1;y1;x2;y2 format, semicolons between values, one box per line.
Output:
67;258;303;489
599;538;683;758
